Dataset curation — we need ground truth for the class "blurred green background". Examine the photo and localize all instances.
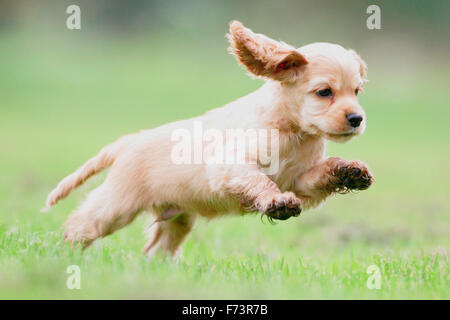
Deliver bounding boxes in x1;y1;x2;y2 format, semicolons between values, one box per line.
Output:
0;0;449;299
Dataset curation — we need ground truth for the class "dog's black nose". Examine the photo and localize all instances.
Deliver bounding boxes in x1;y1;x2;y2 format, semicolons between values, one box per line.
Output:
346;113;363;128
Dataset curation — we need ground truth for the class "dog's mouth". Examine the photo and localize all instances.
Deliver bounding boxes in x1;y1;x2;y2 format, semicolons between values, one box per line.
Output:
310;125;360;141
328;132;355;137
323;131;357;141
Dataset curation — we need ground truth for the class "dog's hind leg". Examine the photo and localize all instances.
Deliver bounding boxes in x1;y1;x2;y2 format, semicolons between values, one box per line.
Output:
144;213;196;258
63;181;143;249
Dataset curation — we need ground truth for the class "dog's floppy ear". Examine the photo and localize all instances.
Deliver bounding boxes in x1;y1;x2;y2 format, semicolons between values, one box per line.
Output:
348;49;368;82
227;21;308;82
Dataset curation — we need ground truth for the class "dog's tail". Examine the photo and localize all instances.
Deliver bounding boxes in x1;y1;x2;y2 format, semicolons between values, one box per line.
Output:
42;135;131;212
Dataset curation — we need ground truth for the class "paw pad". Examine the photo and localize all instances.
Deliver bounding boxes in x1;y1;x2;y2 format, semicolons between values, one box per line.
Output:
257;192;302;222
331;161;374;193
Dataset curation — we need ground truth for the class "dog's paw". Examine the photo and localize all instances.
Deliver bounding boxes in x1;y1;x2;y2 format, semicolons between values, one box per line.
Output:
255;191;302;221
63;217;96;250
330;160;374;193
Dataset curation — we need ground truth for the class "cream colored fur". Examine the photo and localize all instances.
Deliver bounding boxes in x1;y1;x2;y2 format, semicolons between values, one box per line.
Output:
44;21;374;256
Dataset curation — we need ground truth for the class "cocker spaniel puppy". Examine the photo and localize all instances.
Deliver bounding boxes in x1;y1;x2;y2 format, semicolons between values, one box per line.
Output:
44;21;374;256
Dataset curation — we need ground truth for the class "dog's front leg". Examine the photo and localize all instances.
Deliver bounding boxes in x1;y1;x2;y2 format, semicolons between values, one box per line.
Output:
227;167;302;220
295;157;374;209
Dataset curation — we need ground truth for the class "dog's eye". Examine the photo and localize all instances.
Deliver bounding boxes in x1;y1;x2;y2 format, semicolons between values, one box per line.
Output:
316;88;332;97
355;88;359;95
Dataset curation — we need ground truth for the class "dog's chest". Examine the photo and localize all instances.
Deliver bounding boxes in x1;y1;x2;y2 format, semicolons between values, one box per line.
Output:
273;135;326;191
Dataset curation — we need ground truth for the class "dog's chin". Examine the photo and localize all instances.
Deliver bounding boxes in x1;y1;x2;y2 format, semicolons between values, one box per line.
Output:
307;124;363;143
323;131;358;143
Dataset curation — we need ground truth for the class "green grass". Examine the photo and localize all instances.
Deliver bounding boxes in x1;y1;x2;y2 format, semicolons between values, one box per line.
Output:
0;32;449;299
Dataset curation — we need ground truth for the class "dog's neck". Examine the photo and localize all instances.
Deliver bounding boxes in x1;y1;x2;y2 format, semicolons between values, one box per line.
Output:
237;81;327;168
254;81;310;139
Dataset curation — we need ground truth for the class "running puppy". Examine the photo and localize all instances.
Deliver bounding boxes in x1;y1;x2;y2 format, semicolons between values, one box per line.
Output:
44;21;374;256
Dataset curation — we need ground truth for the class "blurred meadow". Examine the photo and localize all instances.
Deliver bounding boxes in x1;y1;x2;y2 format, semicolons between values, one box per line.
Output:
0;0;449;299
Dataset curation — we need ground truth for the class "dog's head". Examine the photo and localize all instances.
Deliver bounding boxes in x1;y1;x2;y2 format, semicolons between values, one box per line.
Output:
227;21;367;143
